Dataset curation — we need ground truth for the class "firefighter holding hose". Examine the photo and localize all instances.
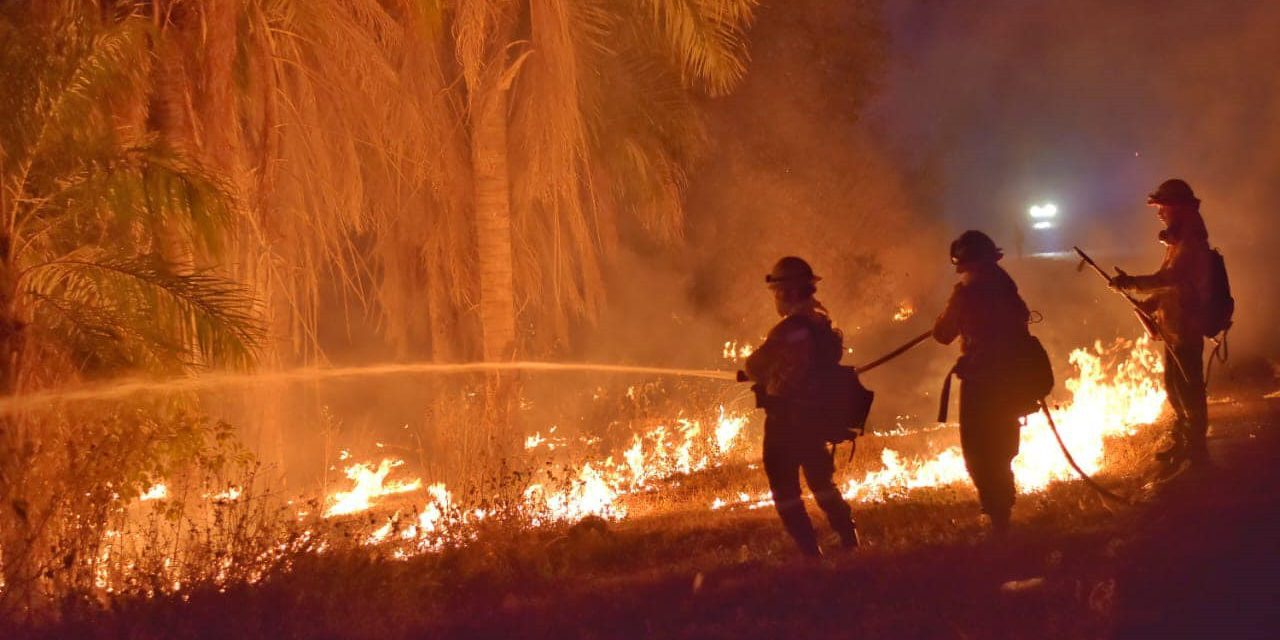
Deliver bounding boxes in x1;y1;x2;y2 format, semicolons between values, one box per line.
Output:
933;231;1036;534
743;257;859;559
1110;179;1218;468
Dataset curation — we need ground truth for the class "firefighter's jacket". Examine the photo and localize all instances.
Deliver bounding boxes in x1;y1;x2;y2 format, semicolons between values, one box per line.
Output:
744;301;842;402
1126;211;1212;343
933;262;1031;379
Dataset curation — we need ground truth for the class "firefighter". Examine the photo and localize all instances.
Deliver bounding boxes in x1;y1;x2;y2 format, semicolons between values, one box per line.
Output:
1111;178;1213;467
743;257;859;558
933;231;1031;533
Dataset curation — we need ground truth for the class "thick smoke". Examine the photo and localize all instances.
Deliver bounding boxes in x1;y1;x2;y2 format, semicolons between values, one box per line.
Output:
591;1;945;370
592;0;1280;422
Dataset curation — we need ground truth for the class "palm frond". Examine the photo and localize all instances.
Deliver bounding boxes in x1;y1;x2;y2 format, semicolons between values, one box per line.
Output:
21;8;151;168
634;0;757;96
21;252;263;371
19;139;239;260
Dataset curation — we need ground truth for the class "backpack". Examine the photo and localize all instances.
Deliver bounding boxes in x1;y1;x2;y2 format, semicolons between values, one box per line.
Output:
799;365;875;445
937;333;1053;421
1202;248;1234;337
1004;334;1055;416
792;315;873;445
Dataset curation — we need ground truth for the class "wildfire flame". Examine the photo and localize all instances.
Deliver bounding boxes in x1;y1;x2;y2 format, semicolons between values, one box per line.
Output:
320;404;753;542
139;483;168;501
324;459;424;517
317;336;1164;552
722;340;755;362
893;301;916;322
83;334;1166;600
715;336;1166;509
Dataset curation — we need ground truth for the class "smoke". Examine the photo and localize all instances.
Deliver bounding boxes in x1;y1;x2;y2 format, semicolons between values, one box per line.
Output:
235;0;1280;480
591;1;946;369
591;0;1280;421
873;0;1280;360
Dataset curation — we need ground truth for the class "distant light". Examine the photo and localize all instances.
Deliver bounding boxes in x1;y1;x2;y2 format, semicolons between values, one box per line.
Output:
1033;221;1053;230
1028;203;1058;219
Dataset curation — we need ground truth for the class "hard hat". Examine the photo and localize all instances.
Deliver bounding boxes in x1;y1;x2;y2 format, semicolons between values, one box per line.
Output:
1147;178;1199;206
765;256;821;288
950;230;1003;266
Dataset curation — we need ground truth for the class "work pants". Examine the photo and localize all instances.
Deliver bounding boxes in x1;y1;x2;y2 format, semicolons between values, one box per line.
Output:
958;380;1021;522
1164;337;1207;454
763;417;856;552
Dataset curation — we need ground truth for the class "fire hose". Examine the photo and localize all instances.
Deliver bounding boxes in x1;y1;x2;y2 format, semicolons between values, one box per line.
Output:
739;326;1134;504
732;330;933;384
855;330;933;373
855;330;1133;505
1038;399;1132;505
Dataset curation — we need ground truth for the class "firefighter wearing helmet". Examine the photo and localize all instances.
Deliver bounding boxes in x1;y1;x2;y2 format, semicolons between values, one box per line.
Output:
743;256;859;558
933;231;1033;534
1111;178;1216;468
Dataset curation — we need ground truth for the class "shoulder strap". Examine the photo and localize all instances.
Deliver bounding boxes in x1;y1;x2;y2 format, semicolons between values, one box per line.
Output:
937;364;958;423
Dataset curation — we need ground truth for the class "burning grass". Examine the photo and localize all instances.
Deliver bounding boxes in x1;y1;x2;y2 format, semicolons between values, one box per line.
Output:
1;334;1169;620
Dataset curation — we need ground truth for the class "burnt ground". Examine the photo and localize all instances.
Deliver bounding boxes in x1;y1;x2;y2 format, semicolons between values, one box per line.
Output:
11;393;1280;639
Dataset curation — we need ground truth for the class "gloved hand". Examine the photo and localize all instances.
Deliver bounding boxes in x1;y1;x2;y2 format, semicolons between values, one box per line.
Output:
1111;268;1135;291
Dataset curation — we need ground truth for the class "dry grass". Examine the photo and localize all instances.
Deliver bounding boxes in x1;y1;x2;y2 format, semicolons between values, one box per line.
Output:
7;376;1277;639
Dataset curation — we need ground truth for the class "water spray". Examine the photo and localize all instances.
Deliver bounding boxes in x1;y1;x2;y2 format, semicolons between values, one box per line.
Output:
1;329;943;416
0;361;737;416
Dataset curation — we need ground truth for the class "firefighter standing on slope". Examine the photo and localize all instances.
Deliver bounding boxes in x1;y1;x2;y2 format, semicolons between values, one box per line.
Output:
1111;178;1214;468
743;257;859;558
933;231;1032;534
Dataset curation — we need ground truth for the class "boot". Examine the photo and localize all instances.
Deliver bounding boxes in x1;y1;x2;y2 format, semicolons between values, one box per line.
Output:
1185;437;1210;468
1154;427;1187;464
795;539;823;559
838;524;860;550
987;511;1010;536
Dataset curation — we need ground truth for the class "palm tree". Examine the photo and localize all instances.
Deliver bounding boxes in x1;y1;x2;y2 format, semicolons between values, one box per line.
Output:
0;3;261;604
142;0;756;364
134;0;757;363
447;0;757;359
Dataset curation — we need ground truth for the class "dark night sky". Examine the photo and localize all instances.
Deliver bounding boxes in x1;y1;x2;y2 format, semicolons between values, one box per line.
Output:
872;0;1280;259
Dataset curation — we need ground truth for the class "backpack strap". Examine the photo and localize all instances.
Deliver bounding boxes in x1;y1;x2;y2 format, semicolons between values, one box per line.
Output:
1205;329;1230;389
827;440;859;465
937;363;958;423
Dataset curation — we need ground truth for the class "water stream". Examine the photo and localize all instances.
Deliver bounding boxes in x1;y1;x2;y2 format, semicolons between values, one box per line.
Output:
0;361;739;415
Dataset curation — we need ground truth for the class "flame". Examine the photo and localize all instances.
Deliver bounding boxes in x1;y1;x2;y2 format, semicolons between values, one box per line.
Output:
893;301;915;322
417;483;452;534
324;459;423;517
85;336;1168;599
139;483;167;501
524;432;547;449
206;486;242;501
1012;336;1164;488
320;404;753;538
714;408;747;454
722;340;754;362
713;335;1165;509
525;462;623;522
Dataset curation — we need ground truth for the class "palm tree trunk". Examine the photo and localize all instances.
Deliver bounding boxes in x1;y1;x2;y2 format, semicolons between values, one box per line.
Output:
472;81;517;364
469;63;522;442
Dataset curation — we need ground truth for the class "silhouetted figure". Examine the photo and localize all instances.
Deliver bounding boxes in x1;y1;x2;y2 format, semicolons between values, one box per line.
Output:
933;231;1032;534
744;257;859;558
1112;179;1213;468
